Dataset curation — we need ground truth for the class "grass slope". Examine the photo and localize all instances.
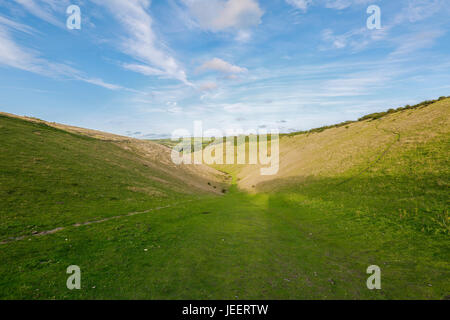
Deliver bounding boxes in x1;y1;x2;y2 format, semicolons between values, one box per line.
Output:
215;99;449;234
0;114;223;241
0;99;449;299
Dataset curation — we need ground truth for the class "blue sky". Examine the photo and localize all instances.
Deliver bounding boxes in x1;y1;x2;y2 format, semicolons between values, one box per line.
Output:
0;0;449;138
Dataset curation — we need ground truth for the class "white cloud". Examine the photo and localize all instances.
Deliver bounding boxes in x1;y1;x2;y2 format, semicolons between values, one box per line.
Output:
14;0;69;27
0;15;36;34
183;0;263;35
390;30;445;57
0;27;40;72
199;82;219;91
0;25;122;90
322;73;389;96
166;102;183;114
286;0;375;11
235;30;252;42
122;63;166;77
199;58;247;74
393;0;445;25
93;0;190;85
223;103;252;113
321;27;387;51
324;0;371;10
77;77;123;91
320;0;446;53
286;0;313;11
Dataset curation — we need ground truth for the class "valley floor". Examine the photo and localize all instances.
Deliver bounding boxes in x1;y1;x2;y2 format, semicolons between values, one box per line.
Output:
1;185;448;299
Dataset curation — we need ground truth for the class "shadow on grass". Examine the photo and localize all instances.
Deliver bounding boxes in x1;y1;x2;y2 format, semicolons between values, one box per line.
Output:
257;173;449;236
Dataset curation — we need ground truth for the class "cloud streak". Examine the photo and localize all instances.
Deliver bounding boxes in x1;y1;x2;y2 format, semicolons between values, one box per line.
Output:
182;0;263;41
0;24;123;90
199;58;247;74
183;0;263;31
14;0;69;27
286;0;374;12
320;0;446;53
93;0;191;85
286;0;313;11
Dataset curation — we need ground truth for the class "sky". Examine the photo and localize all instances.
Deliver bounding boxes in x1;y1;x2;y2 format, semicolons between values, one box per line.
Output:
0;0;449;139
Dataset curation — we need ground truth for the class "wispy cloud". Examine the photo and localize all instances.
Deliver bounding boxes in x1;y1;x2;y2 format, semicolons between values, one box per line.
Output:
323;0;375;10
392;0;446;25
389;29;445;57
286;0;313;11
122;64;166;77
321;27;387;51
321;73;390;96
93;0;190;85
0;24;123;90
183;0;263;31
199;81;219;91
13;0;69;27
199;58;247;74
286;0;374;12
76;77;123;91
0;15;37;34
320;0;447;53
182;0;263;41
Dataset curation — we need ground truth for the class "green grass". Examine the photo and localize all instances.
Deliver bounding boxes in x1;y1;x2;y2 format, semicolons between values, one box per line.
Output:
0;115;206;241
0;106;449;300
0;185;448;299
151;137;214;153
256;137;449;236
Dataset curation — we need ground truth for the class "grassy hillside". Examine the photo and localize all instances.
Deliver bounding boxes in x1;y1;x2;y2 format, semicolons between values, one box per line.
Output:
0;99;448;300
0;114;225;241
214;98;450;234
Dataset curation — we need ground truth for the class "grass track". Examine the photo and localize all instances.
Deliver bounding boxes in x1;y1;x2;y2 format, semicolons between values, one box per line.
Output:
0;184;448;299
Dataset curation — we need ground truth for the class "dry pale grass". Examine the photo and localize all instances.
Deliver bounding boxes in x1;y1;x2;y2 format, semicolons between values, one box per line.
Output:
207;99;450;191
0;111;228;195
3;98;448;194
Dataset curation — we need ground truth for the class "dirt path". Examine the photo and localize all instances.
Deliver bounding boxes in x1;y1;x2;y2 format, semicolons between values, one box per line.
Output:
0;201;192;245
